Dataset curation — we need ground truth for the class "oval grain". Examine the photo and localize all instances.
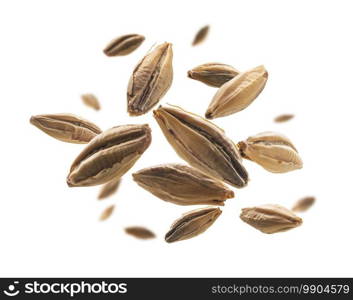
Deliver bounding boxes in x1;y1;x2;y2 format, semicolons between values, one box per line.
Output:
67;124;151;187
240;204;302;234
187;62;239;87
237;131;303;173
165;207;222;243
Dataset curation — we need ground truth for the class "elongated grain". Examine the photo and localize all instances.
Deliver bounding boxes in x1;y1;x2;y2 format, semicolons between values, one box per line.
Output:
133;164;234;205
104;34;145;56
206;65;268;119
127;42;173;116
153;105;248;188
30;113;101;144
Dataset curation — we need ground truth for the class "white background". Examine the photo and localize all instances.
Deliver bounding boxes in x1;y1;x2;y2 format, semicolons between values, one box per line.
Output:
0;0;352;277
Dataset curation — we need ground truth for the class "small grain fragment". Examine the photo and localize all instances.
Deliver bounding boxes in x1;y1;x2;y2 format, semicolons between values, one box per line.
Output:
125;226;156;239
292;196;315;212
99;205;115;221
274;114;294;123
192;25;209;46
81;94;100;111
98;178;122;200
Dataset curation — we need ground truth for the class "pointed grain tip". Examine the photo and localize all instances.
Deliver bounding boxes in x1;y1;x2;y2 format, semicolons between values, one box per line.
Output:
236;141;247;156
29;116;37;125
131;172;138;180
240;179;248;188
297;217;303;226
226;190;235;199
205;111;213;119
141;123;151;133
164;235;175;243
153;109;161;118
66;177;74;187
